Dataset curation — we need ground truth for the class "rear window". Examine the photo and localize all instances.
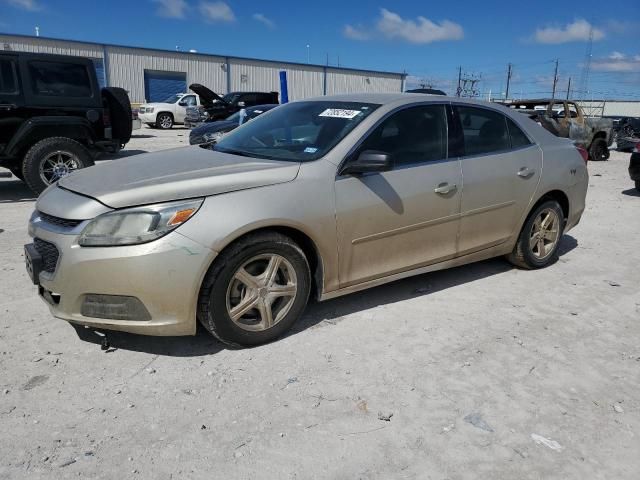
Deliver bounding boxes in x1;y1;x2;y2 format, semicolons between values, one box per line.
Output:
0;59;18;94
28;61;92;97
506;117;532;149
457;106;510;156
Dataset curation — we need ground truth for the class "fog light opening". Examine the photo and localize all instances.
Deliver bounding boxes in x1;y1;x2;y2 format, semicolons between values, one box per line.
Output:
81;294;151;321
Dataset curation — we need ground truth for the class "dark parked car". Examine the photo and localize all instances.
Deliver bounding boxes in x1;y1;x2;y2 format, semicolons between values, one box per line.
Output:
609;116;640;152
185;84;278;127
0;52;132;194
189;104;278;145
630;142;640;192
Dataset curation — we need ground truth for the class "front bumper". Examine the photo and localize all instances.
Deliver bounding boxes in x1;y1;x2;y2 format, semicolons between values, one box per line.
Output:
138;112;157;124
27;215;217;336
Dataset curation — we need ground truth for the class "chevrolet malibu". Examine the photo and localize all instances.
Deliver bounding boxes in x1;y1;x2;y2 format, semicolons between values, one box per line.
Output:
26;94;588;346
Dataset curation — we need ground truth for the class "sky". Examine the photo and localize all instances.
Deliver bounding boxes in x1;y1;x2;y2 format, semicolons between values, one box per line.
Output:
2;0;640;99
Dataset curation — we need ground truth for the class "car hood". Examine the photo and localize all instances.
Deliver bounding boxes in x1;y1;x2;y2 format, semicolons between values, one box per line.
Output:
57;147;301;209
189;83;225;104
141;102;174;109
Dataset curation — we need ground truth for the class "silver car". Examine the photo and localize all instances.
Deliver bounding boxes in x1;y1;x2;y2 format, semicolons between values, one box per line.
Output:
25;94;588;346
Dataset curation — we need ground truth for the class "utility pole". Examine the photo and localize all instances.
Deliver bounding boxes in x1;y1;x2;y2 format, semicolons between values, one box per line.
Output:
505;63;512;101
456;66;462;97
551;59;559;100
566;77;572;100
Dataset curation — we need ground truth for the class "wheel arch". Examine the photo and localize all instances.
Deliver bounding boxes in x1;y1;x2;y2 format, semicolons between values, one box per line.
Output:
532;189;570;220
211;224;325;301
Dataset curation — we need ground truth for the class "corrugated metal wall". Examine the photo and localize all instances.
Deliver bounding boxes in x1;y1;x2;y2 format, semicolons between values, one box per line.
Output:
229;59;324;100
326;69;403;95
0;34;103;58
0;34;405;104
106;46;226;103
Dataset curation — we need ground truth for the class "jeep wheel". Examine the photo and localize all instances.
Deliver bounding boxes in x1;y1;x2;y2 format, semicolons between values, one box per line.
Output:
156;113;173;129
22;137;94;195
589;138;609;161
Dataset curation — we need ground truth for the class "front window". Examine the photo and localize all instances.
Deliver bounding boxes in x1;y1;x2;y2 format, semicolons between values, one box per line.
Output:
213;101;380;161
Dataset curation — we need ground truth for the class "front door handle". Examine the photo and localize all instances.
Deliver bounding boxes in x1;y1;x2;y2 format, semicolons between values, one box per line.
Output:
434;182;457;195
517;167;535;179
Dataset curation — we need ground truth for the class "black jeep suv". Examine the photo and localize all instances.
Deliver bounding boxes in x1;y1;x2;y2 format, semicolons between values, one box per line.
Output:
0;52;132;194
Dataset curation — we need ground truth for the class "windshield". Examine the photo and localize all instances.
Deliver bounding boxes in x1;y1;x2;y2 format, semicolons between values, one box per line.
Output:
222;93;241;104
213;101;380;161
162;94;183;104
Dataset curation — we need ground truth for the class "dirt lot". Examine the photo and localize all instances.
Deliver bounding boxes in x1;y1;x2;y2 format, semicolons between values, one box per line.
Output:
1;127;639;479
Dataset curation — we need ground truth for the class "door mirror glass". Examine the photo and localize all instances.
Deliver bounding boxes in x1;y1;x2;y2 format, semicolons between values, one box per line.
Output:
341;150;393;175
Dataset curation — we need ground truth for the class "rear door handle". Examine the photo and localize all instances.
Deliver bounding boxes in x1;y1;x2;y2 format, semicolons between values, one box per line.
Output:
434;182;457;195
0;103;17;110
517;167;535;179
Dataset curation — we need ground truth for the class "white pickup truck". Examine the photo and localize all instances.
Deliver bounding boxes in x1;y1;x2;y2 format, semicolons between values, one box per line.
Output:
138;93;202;129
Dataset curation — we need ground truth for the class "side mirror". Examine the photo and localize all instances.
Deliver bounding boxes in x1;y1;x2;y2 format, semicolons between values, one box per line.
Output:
237;101;246;108
178;100;187;106
340;150;393;175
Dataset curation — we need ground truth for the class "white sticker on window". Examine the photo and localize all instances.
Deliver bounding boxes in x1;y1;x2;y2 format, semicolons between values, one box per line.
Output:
319;108;361;119
304;147;318;153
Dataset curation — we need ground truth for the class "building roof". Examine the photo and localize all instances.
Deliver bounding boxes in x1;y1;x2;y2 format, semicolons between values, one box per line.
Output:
0;32;407;78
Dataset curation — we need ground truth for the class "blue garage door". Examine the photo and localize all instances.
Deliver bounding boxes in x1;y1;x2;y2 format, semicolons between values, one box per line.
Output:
144;70;187;103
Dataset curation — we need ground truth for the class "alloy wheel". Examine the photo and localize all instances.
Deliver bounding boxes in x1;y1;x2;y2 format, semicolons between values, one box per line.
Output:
529;208;560;260
225;254;298;332
39;150;81;185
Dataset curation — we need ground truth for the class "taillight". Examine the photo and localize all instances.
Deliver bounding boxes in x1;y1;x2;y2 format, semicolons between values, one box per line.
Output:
103;109;111;127
576;146;589;164
633;143;640;153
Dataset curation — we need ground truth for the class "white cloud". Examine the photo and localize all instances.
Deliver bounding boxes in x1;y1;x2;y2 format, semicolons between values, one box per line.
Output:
152;0;187;19
199;1;234;23
343;24;370;41
534;19;604;44
376;8;463;44
592;52;640;72
5;0;41;11
252;13;275;29
344;8;463;44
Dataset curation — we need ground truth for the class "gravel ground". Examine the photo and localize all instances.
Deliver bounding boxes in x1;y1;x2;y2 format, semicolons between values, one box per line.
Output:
1;127;639;479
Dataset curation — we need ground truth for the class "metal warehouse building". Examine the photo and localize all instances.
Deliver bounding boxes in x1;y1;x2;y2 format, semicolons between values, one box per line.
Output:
0;33;406;104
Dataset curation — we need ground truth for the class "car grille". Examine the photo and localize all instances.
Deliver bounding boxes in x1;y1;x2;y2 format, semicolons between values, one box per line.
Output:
38;211;82;229
34;238;60;274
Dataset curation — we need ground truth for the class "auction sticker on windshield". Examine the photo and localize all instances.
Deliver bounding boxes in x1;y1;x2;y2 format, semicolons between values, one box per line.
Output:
319;109;361;119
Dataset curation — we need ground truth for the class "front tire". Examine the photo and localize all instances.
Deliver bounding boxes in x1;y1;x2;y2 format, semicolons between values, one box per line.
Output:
197;232;311;347
22;137;94;195
156;113;173;129
507;200;565;269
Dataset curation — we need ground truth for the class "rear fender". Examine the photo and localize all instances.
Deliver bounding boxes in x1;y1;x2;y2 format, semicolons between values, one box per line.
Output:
6;117;97;157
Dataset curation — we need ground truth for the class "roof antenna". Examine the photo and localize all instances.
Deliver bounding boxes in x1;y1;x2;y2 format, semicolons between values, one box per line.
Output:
35;26;40;37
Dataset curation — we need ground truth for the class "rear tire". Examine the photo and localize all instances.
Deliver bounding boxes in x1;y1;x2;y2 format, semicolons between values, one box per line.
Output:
22;137;94;195
197;232;311;347
589;138;609;161
507;200;565;269
156;113;173;129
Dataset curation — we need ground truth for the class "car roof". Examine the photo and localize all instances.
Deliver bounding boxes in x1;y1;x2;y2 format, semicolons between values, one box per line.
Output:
303;93;521;111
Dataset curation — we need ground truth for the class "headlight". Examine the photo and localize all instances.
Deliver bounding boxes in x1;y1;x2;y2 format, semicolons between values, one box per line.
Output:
203;131;225;143
147;107;154;113
78;199;203;247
